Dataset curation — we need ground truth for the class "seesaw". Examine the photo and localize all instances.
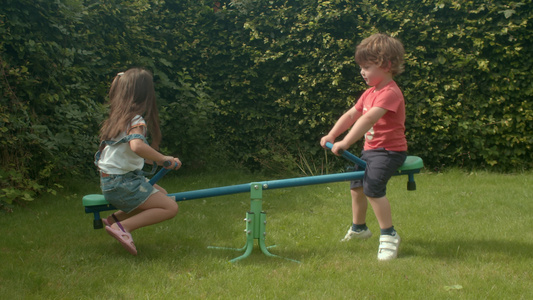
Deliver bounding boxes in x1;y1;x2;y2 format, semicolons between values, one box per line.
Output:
83;145;423;262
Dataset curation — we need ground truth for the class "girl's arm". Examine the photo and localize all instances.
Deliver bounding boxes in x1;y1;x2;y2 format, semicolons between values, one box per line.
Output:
331;107;387;155
128;126;182;169
320;106;362;148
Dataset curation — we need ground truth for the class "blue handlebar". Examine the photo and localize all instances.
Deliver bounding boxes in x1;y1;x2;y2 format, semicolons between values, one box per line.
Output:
148;161;177;185
325;142;367;168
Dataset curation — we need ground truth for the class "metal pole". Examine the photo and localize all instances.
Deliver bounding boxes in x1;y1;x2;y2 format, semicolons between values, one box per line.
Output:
168;171;365;201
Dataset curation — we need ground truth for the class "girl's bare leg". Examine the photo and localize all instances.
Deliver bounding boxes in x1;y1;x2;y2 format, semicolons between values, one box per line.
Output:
108;184;178;232
107;184;168;223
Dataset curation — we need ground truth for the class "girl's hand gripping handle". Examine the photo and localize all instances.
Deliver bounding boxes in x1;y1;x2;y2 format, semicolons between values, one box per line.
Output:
163;160;177;169
149;161;179;185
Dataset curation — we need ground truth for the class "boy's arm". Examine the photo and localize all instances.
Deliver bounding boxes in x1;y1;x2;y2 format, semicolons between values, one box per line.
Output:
331;107;387;155
320;106;362;148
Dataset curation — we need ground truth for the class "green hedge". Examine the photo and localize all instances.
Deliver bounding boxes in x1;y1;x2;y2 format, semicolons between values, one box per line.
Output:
207;0;532;172
1;0;531;209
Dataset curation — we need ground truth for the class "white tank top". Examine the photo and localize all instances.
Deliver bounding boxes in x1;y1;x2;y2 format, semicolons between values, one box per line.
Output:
98;115;146;174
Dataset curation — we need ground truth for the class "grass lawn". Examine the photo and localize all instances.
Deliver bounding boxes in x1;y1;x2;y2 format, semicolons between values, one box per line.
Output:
1;168;532;299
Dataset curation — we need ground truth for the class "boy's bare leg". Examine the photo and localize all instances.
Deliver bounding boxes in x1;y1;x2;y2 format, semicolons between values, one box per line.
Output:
367;196;392;230
351;187;368;225
342;187;372;241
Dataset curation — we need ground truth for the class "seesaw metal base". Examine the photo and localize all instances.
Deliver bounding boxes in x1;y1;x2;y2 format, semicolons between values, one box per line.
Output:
208;183;300;263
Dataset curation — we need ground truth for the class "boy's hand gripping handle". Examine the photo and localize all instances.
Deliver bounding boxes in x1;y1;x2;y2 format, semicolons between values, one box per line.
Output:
325;142;367;168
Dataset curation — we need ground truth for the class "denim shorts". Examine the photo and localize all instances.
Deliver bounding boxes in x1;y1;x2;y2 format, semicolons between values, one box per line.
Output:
100;169;159;213
350;149;407;198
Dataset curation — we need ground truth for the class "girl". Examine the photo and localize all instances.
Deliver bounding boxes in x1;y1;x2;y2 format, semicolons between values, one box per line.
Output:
97;68;181;255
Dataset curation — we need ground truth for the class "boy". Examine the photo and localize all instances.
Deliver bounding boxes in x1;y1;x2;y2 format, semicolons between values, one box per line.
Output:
320;33;407;261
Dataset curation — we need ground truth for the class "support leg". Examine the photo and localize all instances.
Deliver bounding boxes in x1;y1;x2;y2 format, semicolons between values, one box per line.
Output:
407;173;417;191
209;183;299;263
258;211;300;263
93;212;103;229
228;212;256;263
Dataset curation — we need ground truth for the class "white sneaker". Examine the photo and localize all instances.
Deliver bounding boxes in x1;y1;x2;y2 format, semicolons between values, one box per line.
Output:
341;227;372;242
377;233;401;261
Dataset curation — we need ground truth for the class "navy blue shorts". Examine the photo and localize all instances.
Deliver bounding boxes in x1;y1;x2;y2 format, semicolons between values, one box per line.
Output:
350;149;407;198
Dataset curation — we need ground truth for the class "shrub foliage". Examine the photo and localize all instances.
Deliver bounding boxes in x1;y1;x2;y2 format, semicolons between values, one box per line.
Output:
1;0;531;209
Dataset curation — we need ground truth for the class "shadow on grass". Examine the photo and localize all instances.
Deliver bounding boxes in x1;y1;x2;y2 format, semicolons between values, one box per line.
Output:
80;227;311;265
402;238;533;260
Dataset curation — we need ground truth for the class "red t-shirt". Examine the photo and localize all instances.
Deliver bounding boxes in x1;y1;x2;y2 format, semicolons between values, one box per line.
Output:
354;80;407;151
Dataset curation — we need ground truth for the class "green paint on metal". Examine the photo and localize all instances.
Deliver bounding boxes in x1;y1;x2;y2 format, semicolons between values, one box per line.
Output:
211;183;300;263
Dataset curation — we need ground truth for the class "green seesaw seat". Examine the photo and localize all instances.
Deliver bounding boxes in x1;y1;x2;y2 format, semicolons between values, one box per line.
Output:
82;194;110;207
397;155;424;191
83;194;116;229
399;155;424;171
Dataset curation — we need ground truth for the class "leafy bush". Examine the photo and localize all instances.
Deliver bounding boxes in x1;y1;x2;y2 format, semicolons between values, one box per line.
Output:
209;0;532;172
1;0;531;209
386;0;533;171
1;0;102;210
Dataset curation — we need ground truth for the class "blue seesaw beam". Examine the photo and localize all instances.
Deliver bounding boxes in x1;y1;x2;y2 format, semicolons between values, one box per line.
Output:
168;170;365;201
84;150;422;229
166;143;422;200
84;152;422;226
84;170;365;229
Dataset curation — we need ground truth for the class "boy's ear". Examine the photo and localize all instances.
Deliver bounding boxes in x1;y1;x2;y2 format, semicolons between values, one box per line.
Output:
381;61;392;72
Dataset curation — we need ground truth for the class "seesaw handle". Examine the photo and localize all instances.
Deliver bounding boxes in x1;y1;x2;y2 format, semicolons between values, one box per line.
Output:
148;161;177;185
325;142;367;168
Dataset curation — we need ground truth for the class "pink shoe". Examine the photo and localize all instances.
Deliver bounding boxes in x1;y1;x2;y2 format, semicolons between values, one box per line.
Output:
102;213;118;227
105;222;137;256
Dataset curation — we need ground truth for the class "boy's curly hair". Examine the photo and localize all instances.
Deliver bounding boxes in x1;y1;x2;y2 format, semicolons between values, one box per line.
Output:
355;33;405;76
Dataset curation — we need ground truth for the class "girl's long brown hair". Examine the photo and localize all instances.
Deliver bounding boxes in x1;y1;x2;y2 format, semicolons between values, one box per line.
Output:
99;68;162;149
